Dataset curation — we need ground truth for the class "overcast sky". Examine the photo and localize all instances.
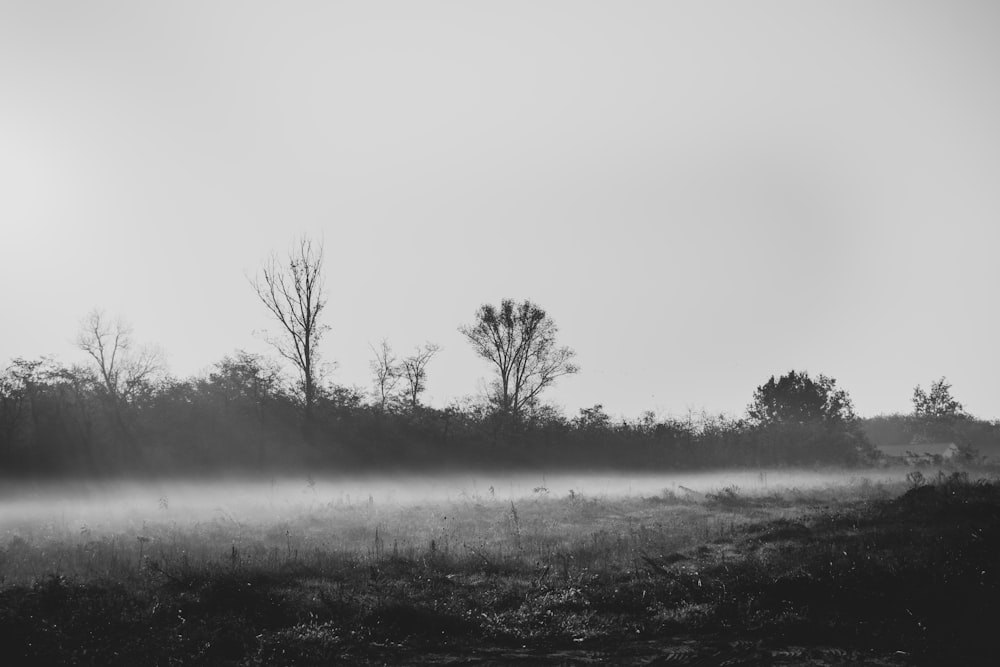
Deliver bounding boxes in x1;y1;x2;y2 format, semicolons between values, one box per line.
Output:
2;1;998;420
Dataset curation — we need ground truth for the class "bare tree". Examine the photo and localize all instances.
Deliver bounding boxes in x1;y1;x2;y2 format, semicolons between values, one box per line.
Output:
77;310;163;402
460;299;578;418
77;309;127;402
369;339;401;412
400;343;440;411
251;236;328;432
76;309;163;437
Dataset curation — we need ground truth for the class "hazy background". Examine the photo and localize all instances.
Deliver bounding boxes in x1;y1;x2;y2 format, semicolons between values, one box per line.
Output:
2;0;998;420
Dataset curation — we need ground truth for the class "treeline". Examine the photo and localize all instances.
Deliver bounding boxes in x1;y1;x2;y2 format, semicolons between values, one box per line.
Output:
3;238;997;476
2;351;996;477
861;414;1000;458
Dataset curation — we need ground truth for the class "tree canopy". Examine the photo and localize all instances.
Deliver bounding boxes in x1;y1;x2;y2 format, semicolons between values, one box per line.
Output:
747;370;857;427
459;299;578;418
912;377;965;421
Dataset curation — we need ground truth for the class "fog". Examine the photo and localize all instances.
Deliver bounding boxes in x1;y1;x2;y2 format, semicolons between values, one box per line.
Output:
0;468;912;534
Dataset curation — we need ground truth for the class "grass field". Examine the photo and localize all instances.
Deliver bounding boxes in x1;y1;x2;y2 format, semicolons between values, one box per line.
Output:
1;468;998;665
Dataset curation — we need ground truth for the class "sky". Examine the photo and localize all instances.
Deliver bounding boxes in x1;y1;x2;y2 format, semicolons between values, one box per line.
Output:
2;1;999;421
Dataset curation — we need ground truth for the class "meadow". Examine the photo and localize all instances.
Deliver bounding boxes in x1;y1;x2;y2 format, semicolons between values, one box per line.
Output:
1;467;997;665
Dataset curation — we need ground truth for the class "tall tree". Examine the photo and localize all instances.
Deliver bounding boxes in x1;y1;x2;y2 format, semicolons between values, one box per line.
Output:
400;343;440;411
460;299;578;418
251;236;328;435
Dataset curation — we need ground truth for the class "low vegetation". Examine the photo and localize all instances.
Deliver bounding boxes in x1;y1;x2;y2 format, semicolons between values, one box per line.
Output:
1;470;997;664
3;256;997;476
8;350;1000;477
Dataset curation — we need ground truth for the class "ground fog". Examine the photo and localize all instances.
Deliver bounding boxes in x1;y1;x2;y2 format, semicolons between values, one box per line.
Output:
2;467;996;665
0;468;918;586
0;468;912;533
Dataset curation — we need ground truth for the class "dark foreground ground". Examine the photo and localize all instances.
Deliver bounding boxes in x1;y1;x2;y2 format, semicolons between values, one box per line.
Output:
1;473;998;665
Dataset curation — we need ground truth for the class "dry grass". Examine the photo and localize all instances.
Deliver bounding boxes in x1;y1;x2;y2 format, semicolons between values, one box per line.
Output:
1;468;996;665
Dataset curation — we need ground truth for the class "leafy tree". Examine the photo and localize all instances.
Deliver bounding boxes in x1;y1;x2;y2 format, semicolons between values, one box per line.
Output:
747;370;856;426
746;370;871;464
0;359;39;456
459;299;578;419
574;404;612;430
912;377;964;421
208;351;285;419
0;358;98;468
912;377;967;445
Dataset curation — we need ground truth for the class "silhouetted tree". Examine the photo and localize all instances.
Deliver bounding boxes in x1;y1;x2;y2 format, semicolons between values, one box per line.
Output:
746;370;870;464
400;343;440;411
0;358;98;469
251;236;328;439
369;339;401;412
460;299;578;420
912;377;967;444
912;377;964;421
574;404;611;430
747;370;856;426
77;311;162;403
76;310;162;441
0;359;39;456
196;351;288;461
209;351;284;422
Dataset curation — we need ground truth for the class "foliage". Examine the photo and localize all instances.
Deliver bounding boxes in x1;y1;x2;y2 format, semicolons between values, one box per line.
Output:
747;370;856;426
573;404;612;431
459;299;578;419
859;413;919;448
911;377;970;447
912;377;964;421
745;370;874;465
3;324;998;474
3;349;997;474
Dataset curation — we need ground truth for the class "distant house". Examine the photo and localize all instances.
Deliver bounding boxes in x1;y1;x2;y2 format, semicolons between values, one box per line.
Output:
878;442;961;466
